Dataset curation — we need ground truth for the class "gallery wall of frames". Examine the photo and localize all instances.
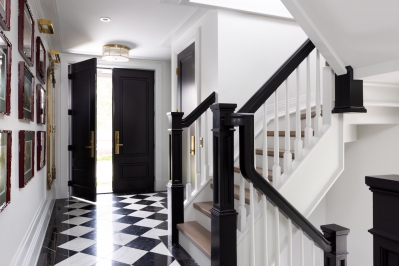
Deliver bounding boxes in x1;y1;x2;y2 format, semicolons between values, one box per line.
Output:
0;0;59;214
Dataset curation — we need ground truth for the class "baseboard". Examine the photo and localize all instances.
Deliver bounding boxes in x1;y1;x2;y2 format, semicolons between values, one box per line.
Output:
10;196;55;266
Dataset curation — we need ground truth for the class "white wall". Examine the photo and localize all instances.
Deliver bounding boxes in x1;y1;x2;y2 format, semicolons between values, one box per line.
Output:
325;125;399;265
0;0;56;265
56;54;171;198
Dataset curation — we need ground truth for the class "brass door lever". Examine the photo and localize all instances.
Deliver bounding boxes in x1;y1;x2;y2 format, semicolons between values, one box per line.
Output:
115;131;123;154
86;131;94;158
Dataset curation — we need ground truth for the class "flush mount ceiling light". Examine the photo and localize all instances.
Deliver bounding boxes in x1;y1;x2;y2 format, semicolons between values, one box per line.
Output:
102;44;130;63
100;17;111;22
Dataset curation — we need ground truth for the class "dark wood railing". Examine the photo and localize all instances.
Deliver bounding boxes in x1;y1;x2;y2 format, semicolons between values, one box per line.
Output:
167;92;216;244
210;39;350;266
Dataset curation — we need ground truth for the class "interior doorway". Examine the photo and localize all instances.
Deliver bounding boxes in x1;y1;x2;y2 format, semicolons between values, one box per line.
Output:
96;68;113;193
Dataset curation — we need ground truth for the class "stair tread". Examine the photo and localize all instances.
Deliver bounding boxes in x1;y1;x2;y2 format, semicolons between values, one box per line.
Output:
193;201;213;218
177;221;211;259
234;166;273;182
267;131;314;137
256;148;295;159
210;183;261;204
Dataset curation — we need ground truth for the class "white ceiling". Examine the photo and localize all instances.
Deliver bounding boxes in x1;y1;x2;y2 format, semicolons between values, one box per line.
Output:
280;0;399;77
38;0;208;61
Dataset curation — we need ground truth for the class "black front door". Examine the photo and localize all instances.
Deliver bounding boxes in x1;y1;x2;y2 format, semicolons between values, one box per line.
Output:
112;69;155;193
69;58;97;202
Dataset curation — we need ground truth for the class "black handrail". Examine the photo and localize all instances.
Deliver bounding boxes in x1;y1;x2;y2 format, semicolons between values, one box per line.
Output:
227;113;333;252
238;39;315;113
182;92;216;128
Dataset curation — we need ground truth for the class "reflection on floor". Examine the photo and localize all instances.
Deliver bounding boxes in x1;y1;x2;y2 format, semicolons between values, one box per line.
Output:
37;193;198;266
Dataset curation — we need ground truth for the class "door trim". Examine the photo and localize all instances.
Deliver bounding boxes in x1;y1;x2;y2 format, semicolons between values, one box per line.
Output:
59;54;168;198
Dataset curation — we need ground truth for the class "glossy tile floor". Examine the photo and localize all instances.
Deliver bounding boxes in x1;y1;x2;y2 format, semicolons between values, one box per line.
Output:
37;193;199;266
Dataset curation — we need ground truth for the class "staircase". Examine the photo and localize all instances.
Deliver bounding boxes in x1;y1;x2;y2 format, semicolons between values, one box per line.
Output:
168;39;355;266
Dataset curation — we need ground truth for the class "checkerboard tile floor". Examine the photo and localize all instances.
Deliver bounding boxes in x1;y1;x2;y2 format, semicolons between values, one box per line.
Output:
37;192;198;266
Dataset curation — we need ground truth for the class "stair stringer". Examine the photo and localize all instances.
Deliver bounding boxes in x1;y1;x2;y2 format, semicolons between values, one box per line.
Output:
279;113;344;217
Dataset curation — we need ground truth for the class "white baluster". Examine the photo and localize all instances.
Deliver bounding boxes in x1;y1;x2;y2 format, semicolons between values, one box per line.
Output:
304;56;313;149
262;195;268;266
195;120;200;192
287;218;293;266
202;111;209;185
273;91;281;186
323;66;334;126
186;129;192;200
250;183;256;266
300;229;305;266
315;50;323;137
311;240;316;266
263;103;269;182
275;206;280;266
294;67;303;160
284;80;292;174
238;174;246;232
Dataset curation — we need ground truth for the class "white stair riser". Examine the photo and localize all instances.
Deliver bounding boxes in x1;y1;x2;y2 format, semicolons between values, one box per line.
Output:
256;154;285;172
179;232;211;266
194;209;211;232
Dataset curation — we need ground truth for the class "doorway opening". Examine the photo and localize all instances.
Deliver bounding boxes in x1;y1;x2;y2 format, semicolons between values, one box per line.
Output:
96;68;113;193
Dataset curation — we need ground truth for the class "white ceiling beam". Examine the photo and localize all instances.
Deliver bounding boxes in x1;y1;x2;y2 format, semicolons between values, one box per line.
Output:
280;0;347;75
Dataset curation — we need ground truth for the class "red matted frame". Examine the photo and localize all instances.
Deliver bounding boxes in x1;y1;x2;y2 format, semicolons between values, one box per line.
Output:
0;0;10;31
18;61;34;121
36;37;46;84
36;84;45;124
0;130;11;213
0;29;12;115
18;0;34;66
19;130;35;188
36;131;45;171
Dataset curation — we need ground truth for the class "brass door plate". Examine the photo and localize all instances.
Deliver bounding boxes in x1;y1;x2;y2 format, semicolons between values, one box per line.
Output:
199;137;203;148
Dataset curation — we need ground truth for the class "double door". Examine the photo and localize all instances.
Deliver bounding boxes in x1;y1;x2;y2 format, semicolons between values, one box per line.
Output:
69;59;154;202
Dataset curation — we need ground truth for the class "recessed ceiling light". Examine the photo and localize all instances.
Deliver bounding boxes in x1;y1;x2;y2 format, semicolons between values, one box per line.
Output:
100;17;111;22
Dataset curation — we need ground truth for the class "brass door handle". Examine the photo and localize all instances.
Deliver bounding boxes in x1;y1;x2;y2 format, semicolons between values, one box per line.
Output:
190;136;195;155
115;131;123;154
86;131;94;158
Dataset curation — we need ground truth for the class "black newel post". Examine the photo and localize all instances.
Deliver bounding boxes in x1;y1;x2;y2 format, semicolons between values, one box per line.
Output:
167;112;185;245
321;224;350;266
210;103;238;266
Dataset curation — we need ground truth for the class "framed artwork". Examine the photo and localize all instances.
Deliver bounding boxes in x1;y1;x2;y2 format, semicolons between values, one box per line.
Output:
0;130;11;213
0;0;10;31
36;37;46;84
36;84;45;124
19;130;34;188
37;131;45;171
0;30;11;115
18;61;34;121
18;0;34;66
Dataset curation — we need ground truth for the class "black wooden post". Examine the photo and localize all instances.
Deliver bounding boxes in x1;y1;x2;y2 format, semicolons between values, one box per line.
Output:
210;103;237;266
167;112;185;245
321;224;350;266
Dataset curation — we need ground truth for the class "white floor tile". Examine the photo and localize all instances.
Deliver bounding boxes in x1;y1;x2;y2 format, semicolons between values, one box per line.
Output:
150;243;173;256
106;246;148;265
60;226;94;237
141;193;157;196
150;202;165;208
64;209;91;216
141;228;168;239
55;253;100;266
95;258;122;266
62;217;93;225
120;198;142;204
116;194;135;198
128;210;154;218
99;222;131;232
123;203;147;210
169;260;181;266
58;237;96;252
65;203;91;209
112;232;138;245
144;196;165;202
157;208;168;214
134;219;163;228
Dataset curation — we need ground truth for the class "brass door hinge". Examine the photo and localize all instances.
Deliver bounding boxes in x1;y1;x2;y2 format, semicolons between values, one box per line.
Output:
176;68;179;75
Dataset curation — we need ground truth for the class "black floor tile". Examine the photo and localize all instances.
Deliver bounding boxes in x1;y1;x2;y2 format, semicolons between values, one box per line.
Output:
124;236;161;251
119;225;152;236
113;208;136;215
155;221;168;230
133;252;175;266
81;243;122;257
135;200;157;206
114;216;143;225
147;213;168;221
140;206;163;213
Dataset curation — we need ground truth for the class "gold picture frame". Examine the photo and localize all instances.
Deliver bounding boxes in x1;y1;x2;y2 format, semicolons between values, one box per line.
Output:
46;62;56;190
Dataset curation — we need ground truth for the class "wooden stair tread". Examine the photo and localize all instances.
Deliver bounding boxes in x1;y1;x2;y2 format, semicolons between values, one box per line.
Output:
193;201;213;218
267;131;314;137
233;166;273;182
177;221;211;259
256;148;295;159
210;183;261;204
